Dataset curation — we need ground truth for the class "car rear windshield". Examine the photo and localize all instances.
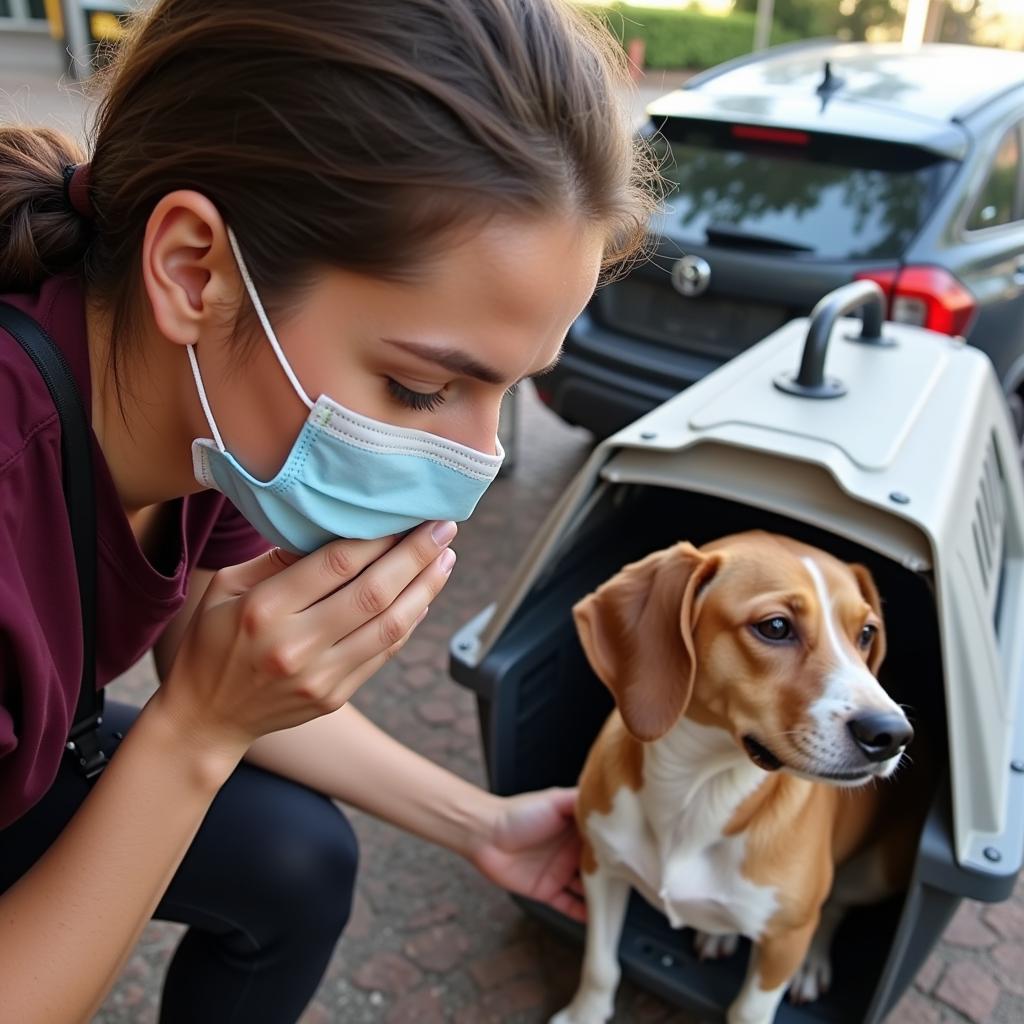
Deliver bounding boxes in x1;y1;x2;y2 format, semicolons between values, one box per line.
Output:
654;118;958;260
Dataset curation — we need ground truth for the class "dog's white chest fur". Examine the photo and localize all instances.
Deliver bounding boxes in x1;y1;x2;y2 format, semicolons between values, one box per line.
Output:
583;719;779;940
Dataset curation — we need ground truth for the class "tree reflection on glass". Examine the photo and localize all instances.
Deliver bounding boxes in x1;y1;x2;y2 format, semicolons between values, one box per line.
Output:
965;130;1019;231
655;135;945;261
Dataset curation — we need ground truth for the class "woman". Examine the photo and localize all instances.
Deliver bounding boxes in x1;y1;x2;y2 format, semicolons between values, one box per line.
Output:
0;0;654;1020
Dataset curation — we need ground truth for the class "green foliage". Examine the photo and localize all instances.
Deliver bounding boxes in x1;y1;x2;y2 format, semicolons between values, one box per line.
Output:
579;4;798;70
836;0;903;41
731;0;839;38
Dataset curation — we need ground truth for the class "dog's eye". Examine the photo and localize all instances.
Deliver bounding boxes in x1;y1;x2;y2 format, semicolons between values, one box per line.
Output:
755;616;793;641
859;624;878;649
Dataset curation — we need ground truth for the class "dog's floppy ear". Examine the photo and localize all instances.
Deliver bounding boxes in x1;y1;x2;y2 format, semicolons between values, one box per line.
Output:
849;563;887;675
573;542;721;742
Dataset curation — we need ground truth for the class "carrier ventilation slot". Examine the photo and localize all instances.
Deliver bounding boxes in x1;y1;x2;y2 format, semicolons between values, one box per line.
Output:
970;433;1006;607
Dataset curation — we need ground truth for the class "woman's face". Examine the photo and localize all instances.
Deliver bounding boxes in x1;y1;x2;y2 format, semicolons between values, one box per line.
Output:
209;214;605;481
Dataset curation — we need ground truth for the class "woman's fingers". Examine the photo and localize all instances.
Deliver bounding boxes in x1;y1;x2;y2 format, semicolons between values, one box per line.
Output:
208;545;305;601
548;787;579;820
550;887;588;923
173;521;457;744
220;532;399;618
317;546;456;688
305;520;457;646
213;520;455;629
304;602;432;713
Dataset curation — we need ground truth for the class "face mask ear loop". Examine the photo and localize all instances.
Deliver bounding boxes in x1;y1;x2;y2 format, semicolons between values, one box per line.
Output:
226;225;315;412
187;344;226;451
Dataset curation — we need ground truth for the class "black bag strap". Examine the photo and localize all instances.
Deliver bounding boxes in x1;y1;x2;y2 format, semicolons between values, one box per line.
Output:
0;301;108;779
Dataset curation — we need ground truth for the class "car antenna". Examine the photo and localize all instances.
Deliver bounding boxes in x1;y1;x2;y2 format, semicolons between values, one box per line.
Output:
816;60;844;110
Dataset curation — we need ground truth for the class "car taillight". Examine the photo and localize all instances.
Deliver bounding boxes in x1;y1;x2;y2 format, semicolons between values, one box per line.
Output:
855;266;976;337
730;124;809;146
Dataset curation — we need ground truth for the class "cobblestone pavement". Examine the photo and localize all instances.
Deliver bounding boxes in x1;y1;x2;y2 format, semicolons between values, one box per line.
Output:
0;32;1020;1024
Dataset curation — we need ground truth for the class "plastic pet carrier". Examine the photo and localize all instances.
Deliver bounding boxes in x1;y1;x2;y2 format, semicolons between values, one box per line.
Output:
449;283;1024;1023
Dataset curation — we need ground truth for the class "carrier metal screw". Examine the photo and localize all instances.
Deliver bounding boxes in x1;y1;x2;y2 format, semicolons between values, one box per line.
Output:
640;431;658;440
889;491;911;505
1011;760;1024;773
660;954;674;968
983;847;1002;863
457;640;472;652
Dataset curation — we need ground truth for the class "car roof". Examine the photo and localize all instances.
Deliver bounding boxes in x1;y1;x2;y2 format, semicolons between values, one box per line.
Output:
648;41;1024;160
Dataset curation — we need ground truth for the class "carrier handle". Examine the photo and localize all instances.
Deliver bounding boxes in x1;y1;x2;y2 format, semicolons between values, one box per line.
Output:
774;280;887;399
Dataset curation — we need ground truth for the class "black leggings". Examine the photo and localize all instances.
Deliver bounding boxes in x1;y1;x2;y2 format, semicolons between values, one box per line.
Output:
0;701;358;1024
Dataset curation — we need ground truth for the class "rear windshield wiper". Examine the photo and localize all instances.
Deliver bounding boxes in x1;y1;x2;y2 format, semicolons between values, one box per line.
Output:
705;223;815;253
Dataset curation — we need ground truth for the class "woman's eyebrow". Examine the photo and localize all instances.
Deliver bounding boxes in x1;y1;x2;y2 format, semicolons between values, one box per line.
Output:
382;338;563;385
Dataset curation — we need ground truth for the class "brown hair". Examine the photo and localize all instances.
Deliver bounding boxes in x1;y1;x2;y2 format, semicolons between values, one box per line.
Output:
1;0;656;357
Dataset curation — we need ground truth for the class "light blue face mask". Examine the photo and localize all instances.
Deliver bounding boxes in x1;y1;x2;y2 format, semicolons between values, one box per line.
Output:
188;227;504;555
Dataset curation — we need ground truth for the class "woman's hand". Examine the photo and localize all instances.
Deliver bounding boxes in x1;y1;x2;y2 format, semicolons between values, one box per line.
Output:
152;521;457;764
469;788;587;923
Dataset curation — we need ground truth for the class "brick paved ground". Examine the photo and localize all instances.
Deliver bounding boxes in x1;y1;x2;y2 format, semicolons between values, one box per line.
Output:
2;29;1021;1024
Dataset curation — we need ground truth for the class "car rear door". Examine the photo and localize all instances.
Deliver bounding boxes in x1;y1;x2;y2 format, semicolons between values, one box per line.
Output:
941;119;1024;391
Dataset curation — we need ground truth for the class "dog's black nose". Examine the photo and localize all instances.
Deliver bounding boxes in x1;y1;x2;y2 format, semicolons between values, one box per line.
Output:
847;712;913;762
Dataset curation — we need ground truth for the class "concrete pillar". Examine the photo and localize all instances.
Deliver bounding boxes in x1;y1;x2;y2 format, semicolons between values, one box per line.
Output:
59;0;92;80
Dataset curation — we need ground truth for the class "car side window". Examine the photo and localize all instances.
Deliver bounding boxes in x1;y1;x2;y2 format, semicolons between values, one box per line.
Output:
966;126;1021;231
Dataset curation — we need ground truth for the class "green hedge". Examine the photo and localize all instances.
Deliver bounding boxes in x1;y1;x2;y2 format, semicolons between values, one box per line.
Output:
579;4;798;70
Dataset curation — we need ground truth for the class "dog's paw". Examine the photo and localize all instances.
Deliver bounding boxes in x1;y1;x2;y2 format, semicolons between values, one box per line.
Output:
549;996;614;1024
788;947;832;1004
549;1012;576;1024
693;930;740;961
549;1008;606;1024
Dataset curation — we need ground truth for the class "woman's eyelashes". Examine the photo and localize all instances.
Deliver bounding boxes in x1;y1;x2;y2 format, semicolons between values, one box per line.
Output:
386;377;447;412
386;377;521;413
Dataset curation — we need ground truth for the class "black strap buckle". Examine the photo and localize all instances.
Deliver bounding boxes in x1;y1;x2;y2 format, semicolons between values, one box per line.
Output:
65;714;110;780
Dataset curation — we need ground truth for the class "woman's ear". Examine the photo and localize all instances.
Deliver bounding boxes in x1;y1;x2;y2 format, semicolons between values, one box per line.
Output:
573;542;721;742
140;190;236;347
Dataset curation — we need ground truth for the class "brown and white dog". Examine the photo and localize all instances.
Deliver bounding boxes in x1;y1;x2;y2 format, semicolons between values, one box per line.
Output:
551;531;917;1024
